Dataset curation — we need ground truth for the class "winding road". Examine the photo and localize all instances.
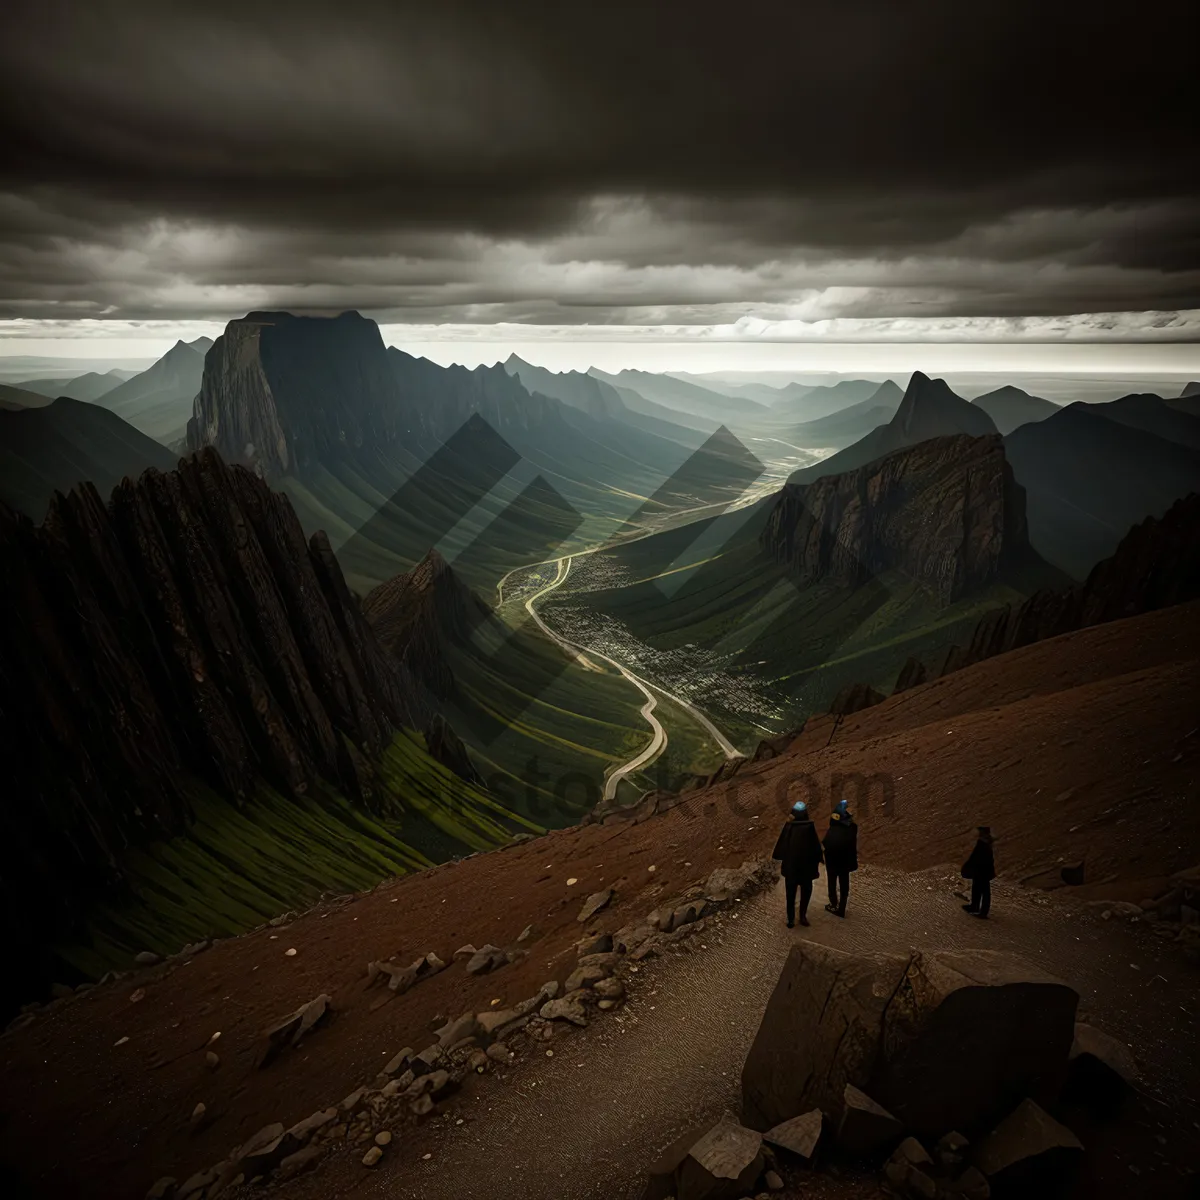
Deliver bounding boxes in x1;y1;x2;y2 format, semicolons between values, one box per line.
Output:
514;555;742;800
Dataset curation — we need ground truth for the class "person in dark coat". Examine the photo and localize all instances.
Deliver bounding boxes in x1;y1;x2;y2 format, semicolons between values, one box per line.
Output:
961;826;996;917
823;800;859;917
773;800;823;927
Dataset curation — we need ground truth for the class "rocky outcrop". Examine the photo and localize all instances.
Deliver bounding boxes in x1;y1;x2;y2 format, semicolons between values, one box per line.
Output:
762;434;1032;606
362;548;494;696
187;311;407;477
0;448;416;1010
897;491;1200;690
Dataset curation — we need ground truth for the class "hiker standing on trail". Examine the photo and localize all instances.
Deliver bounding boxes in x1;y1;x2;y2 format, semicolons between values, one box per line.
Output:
823;799;859;918
772;801;823;928
961;826;996;918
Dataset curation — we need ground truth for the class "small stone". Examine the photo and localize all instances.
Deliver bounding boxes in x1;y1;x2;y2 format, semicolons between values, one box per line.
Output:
205;1051;220;1070
284;947;298;957
764;1169;784;1191
362;1146;383;1167
189;1102;206;1128
577;888;614;924
134;951;162;966
375;1131;392;1146
486;1042;512;1063
114;1036;130;1047
452;944;477;961
566;877;578;886
410;1093;435;1117
207;1030;220;1045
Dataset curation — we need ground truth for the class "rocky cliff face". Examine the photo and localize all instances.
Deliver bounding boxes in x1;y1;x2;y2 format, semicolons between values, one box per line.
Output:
0;448;417;998
187;311;407;476
761;434;1030;605
898;491;1200;686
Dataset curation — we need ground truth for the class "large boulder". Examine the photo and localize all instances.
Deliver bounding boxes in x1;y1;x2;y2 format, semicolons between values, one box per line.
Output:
742;943;910;1130
871;950;1078;1138
974;1098;1083;1197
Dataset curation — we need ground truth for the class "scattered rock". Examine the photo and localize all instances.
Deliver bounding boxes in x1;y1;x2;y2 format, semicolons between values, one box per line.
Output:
577;888;614;923
613;923;655;954
436;1013;483;1048
576;932;613;957
375;1130;392;1146
663;899;707;933
276;1145;325;1181
763;1168;784;1191
362;1146;383;1167
452;944;477;961
259;994;333;1067
134;951;162;966
884;1138;936;1197
540;995;588;1026
1064;1022;1139;1116
936;1130;970;1172
763;1109;823;1162
836;1084;901;1157
565;962;612;993
287;1108;337;1144
593;977;625;1002
974;1098;1083;1196
204;1051;220;1071
486;1042;512;1063
189;1103;207;1129
409;1093;435;1118
678;1117;766;1200
340;1087;367;1114
945;1165;991;1199
383;1047;414;1076
465;945;508;976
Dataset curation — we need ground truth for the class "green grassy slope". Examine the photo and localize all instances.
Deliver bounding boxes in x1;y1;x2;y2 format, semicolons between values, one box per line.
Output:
58;731;534;980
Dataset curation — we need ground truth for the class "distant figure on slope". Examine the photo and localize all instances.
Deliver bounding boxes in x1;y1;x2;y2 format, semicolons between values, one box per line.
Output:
961;826;996;918
773;800;823;928
823;799;859;917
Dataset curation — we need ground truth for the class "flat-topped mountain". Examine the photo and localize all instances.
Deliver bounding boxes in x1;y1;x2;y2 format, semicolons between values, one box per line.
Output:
762;433;1033;605
793;372;998;483
188;312;405;476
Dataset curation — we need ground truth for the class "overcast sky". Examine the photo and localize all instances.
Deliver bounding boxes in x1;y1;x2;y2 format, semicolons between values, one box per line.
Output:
1;0;1197;365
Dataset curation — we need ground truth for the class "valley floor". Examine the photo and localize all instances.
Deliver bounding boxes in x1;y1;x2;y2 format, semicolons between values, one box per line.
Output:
2;601;1198;1199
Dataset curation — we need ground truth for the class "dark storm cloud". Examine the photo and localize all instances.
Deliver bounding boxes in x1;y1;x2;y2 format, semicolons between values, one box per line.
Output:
0;0;1197;323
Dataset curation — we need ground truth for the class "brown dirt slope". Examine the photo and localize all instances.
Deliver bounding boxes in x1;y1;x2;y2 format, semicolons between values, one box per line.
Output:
1;600;1197;1200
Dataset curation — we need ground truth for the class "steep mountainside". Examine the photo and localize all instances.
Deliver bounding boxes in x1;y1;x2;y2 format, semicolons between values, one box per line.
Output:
793;372;998;482
1084;392;1200;450
99;336;211;444
1004;401;1200;578
971;385;1059;434
762;434;1033;605
0;448;519;1010
0;396;177;518
362;548;494;696
892;492;1200;692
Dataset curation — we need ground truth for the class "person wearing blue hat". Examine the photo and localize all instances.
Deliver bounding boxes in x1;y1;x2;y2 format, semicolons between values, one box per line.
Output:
772;799;824;927
823;800;859;918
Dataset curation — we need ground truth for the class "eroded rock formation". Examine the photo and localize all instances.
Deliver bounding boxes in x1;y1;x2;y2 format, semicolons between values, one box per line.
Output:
0;448;417;1004
762;434;1031;605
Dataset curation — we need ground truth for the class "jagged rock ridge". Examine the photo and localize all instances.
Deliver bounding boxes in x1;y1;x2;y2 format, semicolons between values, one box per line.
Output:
0;448;417;991
761;434;1031;605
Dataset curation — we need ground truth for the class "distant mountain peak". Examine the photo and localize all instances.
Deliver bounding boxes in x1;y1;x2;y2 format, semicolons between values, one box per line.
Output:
893;371;995;439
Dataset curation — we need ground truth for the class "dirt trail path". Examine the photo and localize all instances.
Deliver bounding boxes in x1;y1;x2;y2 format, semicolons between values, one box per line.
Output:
293;866;1200;1200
